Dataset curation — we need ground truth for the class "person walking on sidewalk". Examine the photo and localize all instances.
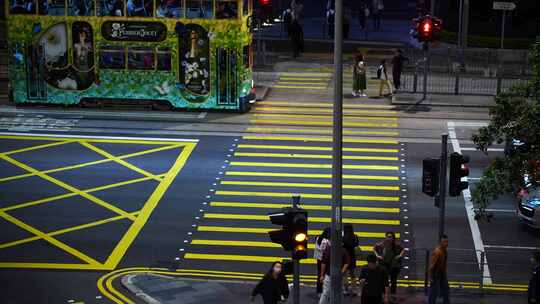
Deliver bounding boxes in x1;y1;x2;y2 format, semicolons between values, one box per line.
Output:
374;231;405;301
358;0;369;32
428;235;450;304
391;49;408;92
371;0;384;31
319;240;351;304
377;59;392;97
314;227;331;298
251;261;290;304
529;252;540;304
342;223;361;296
289;17;302;58
352;53;367;97
359;254;390;304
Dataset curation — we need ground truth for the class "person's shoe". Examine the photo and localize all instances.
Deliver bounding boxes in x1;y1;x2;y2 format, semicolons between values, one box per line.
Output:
361;93;368;97
352;91;358;97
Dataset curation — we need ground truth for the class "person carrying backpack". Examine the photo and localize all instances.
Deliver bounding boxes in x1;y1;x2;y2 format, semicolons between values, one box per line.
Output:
377;59;392;97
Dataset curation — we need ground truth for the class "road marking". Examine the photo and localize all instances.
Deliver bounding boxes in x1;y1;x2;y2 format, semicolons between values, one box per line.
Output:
250;119;398;128
215;190;399;201
245;127;399;137
225;171;399;180
230;161;399;171
80;141;162;182
103;143;196;269
233;152;398;161
0;139;76;155
448;121;492;285
237;144;399;153
273;85;327;90
0;144;183;183
242;135;399;144
0;212;140;249
184;253;322;264
277;81;329;85
0;132;199;143
0;154;137;221
0;210;103;267
461;147;504;152
209;201;400;213
204;213;400;225
196;226;397;238
451;122;489;127
484;209;515;213
484;245;540;250
190;240;374;252
253;107;397;116
252;113;397;121
257;101;395;109
220;181;399;191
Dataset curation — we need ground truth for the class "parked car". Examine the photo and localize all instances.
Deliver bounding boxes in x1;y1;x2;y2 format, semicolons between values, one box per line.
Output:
517;187;540;228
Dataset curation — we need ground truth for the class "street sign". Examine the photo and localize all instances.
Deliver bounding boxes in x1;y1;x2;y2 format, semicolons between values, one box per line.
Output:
493;2;516;10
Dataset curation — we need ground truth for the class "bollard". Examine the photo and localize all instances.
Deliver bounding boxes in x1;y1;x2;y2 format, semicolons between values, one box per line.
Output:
479;251;485;292
454;71;460;95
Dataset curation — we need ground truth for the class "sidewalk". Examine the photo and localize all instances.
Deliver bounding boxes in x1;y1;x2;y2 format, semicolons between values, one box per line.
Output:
122;273;527;304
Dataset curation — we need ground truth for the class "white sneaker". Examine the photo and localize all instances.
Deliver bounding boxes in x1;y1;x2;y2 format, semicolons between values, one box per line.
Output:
352;91;358;97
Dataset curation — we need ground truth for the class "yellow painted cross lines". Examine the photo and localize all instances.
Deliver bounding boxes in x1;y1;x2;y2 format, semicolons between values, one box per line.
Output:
250;119;398;128
209;201;400;213
237;144;399;153
253;106;397;116
214;190;399;202
256;101;395;109
233;152;398;161
190;239;374;252
246;127;399;137
203;213;400;225
252;113;397;121
0;139;76;156
229;161;399;171
225;171;399;181
242;136;399;144
196;226;399;238
220;181;399;191
184;253;322;264
273;85;327;90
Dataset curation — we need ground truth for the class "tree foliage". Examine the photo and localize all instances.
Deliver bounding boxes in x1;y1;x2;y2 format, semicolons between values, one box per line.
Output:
471;42;540;221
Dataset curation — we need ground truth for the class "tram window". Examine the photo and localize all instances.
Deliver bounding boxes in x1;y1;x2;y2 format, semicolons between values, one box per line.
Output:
72;22;94;71
99;46;125;69
38;0;66;15
157;48;172;71
186;0;212;19
69;0;95;16
10;0;35;14
98;0;124;16
242;45;251;68
127;0;152;17
216;0;237;19
128;48;155;70
156;0;182;18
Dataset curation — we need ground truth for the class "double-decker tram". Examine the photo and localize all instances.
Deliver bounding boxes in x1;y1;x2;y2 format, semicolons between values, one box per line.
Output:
6;0;255;111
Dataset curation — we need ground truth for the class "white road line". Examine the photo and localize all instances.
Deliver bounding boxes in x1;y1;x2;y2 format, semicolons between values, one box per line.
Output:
451;122;489;127
485;209;515;213
468;177;481;180
461;147;504;152
484;245;540;251
447;121;492;285
0;132;200;142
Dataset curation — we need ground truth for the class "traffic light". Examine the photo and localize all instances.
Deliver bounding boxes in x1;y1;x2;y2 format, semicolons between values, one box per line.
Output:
449;152;470;196
413;15;443;42
268;207;308;260
422;158;440;197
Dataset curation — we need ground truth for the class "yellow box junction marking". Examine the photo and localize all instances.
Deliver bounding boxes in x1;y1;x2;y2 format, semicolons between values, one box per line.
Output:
0;134;196;271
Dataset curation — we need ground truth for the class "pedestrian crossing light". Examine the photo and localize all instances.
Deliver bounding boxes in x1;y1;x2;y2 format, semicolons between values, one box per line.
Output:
268;207;308;260
422;158;440;197
413;15;443;42
449;152;470;196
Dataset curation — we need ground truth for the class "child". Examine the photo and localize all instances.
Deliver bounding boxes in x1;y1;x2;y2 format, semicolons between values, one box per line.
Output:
352;53;367;97
377;59;392;97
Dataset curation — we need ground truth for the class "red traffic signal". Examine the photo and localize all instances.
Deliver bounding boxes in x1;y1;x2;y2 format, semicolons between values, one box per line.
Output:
260;0;270;5
413;15;443;42
449;152;470;196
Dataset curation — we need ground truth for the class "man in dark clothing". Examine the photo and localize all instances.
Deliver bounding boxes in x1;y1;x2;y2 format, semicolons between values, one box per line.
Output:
289;18;302;58
391;49;408;91
428;235;450;304
359;254;390;304
529;252;540;304
319;243;351;304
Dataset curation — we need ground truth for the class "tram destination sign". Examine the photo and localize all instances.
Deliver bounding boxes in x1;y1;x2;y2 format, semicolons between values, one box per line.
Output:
102;21;167;42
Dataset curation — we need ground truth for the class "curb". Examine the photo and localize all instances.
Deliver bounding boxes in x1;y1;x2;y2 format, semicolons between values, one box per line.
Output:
121;274;163;304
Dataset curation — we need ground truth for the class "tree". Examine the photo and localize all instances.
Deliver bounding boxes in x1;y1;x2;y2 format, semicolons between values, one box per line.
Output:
471;42;540;221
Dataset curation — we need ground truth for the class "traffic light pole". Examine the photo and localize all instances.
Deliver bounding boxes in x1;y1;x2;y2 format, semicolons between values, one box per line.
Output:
422;42;429;100
292;195;300;304
331;0;343;302
438;134;448;241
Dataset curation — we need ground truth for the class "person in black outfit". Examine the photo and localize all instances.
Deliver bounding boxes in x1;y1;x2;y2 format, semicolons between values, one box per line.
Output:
251;261;289;304
529;252;540;304
391;49;409;91
359;254;390;304
342;223;360;295
290;18;302;58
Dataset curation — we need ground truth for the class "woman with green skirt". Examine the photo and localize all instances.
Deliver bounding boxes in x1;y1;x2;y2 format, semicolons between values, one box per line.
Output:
353;53;367;97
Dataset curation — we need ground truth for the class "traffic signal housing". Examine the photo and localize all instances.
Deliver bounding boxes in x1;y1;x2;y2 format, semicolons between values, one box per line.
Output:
449;152;470;196
413;15;443;42
268;207;308;260
422;158;440;197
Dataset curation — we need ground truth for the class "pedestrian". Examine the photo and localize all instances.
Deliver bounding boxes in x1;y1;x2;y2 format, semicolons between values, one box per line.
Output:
377;59;392;97
343;5;351;39
289;17;302;58
529;252;540;304
359;254;390;304
371;0;384;31
290;0;304;52
374;231;405;301
391;49;408;92
342;223;360;296
352;53;367;97
319;240;351;304
428;235;450;304
251;261;290;304
326;0;335;39
358;0;369;32
314;228;331;298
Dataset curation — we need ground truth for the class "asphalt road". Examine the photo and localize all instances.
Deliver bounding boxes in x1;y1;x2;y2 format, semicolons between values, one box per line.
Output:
0;66;535;303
